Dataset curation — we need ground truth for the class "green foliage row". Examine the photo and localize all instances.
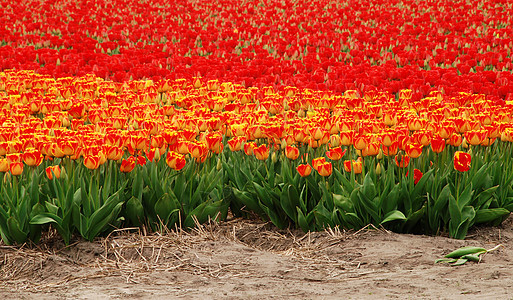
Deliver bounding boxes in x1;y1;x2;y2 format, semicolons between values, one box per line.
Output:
0;144;512;246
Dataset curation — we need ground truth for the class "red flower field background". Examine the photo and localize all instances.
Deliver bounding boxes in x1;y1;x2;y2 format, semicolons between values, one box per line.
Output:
1;0;513;99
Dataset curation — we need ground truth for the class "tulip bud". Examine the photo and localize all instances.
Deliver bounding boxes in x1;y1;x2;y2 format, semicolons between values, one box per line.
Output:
271;152;278;163
461;138;468;149
377;149;383;159
216;158;222;171
375;163;382;175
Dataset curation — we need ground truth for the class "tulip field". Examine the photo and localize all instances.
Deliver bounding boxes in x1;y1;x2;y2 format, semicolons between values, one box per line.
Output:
1;0;513;245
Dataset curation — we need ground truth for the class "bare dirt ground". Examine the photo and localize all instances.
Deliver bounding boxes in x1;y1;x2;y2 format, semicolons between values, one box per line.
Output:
1;217;512;300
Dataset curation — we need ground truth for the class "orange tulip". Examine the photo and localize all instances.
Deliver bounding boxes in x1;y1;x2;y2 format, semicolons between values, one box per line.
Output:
343;158;363;174
296;164;312;177
131;135;148;151
353;135;368;150
464;130;487;146
329;134;341;147
188;142;208;159
447;133;463;147
380;131;397;147
175;140;189;154
293;128;308;143
9;162;24;176
412;130;432;146
205;133;223;154
312;157;326;171
382;110;397;126
166;151;186;171
253;144;270;161
361;142;380;157
439;124;455;139
60;140;79;156
105;145;124;160
0;159;9;172
47;143;65;158
45;165;62;180
83;155;101;170
317;161;333;177
339;131;355;146
326;147;346;161
405;143;423;159
147;148;161;162
0;142;8;156
395;155;411;168
285;145;300;160
120;157;136;173
22;149;43;167
382;141;399;156
243;141;256;156
227;137;246;152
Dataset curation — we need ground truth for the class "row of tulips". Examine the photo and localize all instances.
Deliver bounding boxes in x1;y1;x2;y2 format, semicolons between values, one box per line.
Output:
0;70;512;244
2;0;513;99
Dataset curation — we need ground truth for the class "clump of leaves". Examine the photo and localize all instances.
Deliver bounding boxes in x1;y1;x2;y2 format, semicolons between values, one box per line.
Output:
436;244;503;266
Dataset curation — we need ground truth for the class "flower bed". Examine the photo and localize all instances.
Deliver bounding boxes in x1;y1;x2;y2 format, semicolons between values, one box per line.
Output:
1;0;513;244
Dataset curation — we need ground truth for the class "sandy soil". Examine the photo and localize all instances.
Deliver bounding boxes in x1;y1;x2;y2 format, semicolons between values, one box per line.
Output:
1;217;512;300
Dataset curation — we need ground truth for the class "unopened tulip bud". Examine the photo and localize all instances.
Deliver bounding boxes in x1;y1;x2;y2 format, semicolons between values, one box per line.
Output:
281;139;287;150
377;149;383;159
461;138;468;149
216;158;222;171
375;163;382;175
271;152;278;163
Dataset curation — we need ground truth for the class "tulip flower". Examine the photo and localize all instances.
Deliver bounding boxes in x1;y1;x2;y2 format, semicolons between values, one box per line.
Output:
228;137;246;152
147;148;161;162
253;144;270;161
430;136;446;153
448;133;463;147
188;142;208;159
46;165;62;180
105;145;124;161
405;143;423;159
83;155;101;170
296;164;312;177
22;149;43;167
343;158;363;174
395;154;411;168
166;151;186;171
9;162;24;176
0;159;9;172
326;147;346;161
464;130;487;146
361;143;380;157
406;169;424;185
205;133;224;154
243;142;256;156
317;161;333;177
454;151;471;172
413;169;423;185
353;135;368;150
120;157;136;173
312;157;326;171
285;145;300;160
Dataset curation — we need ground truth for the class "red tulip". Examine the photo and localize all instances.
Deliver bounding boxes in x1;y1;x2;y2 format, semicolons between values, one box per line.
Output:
454;151;471;172
120;157;136;173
